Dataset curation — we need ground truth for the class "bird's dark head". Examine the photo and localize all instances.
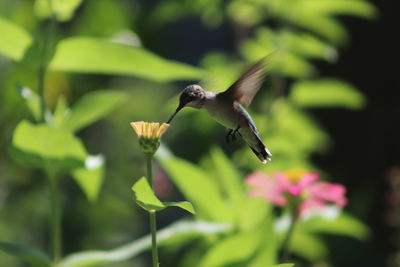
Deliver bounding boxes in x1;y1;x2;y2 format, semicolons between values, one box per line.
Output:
179;84;206;108
167;84;206;123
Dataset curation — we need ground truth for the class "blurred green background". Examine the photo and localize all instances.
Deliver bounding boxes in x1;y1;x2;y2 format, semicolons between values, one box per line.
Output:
0;0;398;266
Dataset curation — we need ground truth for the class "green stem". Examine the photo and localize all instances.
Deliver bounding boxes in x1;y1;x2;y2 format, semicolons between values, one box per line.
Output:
280;209;298;262
146;155;159;267
146;155;153;188
48;172;61;266
38;0;56;122
149;211;159;267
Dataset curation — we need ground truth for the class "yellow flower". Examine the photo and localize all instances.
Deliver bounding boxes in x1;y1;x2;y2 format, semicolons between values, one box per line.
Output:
130;121;170;156
130;121;169;139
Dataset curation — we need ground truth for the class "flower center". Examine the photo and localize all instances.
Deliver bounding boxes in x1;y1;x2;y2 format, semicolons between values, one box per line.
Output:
283;169;308;183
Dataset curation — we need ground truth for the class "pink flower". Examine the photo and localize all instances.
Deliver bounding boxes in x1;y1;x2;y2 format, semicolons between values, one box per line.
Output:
246;171;288;206
245;169;347;215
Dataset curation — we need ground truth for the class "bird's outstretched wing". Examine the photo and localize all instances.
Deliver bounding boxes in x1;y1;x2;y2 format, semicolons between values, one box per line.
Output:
218;55;271;107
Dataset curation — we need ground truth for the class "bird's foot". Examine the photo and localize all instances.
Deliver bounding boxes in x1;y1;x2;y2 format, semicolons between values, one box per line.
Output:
226;126;240;143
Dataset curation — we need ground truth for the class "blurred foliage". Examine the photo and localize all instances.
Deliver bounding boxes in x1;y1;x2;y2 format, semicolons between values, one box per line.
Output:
0;0;376;266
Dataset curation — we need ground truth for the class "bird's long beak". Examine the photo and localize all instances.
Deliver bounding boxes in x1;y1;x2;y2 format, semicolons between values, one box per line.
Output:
167;103;184;124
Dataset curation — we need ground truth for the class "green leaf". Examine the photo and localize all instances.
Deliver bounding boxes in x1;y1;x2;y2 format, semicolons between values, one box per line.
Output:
285;13;348;44
236;198;269;231
64;90;126;132
72;155;105;202
271;0;376;44
34;0;84;22
0;16;32;61
11;120;87;173
290;79;366;109
291;231;328;261
301;212;369;240
59;220;230;267
49;37;205;82
163;201;196;214
132;177;195;214
278;53;315;78
159;157;233;222
269;99;329;154
282;30;336;61
246;219;278;267
132;177;164;211
270;264;294;267
299;0;376;18
209;147;244;204
198;230;263;267
240;28;314;78
0;241;51;267
16;86;42;121
52;96;69;127
227;1;264;26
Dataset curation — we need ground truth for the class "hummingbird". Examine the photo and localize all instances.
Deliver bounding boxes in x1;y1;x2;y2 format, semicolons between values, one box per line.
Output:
167;57;272;164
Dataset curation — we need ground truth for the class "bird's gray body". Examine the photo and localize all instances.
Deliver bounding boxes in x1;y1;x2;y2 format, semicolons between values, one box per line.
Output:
167;56;272;163
202;91;271;163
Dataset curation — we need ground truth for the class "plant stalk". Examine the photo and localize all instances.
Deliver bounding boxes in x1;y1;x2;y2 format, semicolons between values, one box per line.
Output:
149;211;159;267
48;172;61;266
146;155;159;267
38;0;56;122
146;155;154;188
280;208;299;262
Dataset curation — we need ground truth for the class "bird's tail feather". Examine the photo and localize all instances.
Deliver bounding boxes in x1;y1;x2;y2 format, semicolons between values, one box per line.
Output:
249;135;271;164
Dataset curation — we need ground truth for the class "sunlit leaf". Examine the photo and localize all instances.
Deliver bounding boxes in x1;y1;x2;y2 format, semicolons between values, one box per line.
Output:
240;28;314;78
0;241;50;267
159;157;233;222
247;220;278;267
279;53;315;78
0;16;32;61
291;231;328;261
236;198;269;231
34;0;84;22
163;201;195;214
59;220;230;267
73;0;132;38
227;1;264;26
132;176;164;211
49;37;205;82
11;120;87;173
72;154;105;202
299;0;376;18
282;30;337;61
301;212;370;240
132;177;195;214
52;96;69;127
209;147;244;204
270;99;329;153
290;79;366;109
292;15;348;44
64;90;126;132
271;0;376;44
198;229;263;267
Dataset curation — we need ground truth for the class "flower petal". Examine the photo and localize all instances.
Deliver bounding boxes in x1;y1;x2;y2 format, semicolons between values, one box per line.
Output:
130;121;144;137
297;172;320;190
245;171;287;206
307;182;347;207
157;123;170;138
